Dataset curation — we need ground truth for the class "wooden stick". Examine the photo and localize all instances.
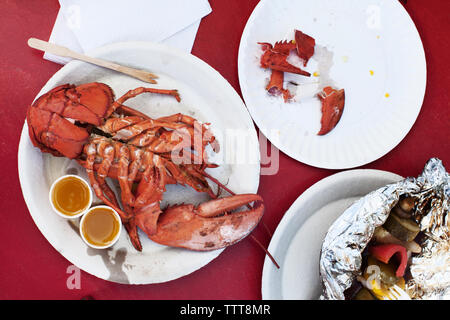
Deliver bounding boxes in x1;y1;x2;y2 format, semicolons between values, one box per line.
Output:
28;38;158;84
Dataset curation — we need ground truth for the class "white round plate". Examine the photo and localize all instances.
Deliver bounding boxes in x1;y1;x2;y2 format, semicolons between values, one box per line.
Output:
238;0;426;169
261;169;403;299
18;41;260;284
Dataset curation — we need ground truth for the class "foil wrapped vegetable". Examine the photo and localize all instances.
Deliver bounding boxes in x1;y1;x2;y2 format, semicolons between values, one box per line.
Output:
320;158;449;300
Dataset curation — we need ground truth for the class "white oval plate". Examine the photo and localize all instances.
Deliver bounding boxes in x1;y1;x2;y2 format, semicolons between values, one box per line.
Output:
238;0;426;169
18;41;260;284
261;169;403;299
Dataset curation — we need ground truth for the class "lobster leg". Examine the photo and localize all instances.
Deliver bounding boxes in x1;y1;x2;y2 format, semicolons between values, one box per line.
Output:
135;153;166;206
148;194;264;251
105;113;219;155
147;128;193;153
106;87;181;118
82;142;130;220
159;158;215;197
123;146;144;251
112;143;144;252
266;70;293;102
181;164;216;197
111;118;190;141
124;215;143;252
105;119;193;153
99;116;145;134
116;104;151;120
133;152;165;236
95;140;120;207
126;146;143;185
128;128;161;148
158;114;219;153
155;115;220;164
115;143;135;208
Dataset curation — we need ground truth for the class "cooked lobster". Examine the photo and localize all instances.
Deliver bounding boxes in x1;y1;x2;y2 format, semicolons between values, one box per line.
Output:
27;82;264;252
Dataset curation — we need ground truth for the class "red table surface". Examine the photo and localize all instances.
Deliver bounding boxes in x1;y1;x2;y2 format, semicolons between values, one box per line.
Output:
0;0;449;300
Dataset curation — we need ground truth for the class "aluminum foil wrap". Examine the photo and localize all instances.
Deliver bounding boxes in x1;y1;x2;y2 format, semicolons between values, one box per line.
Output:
320;158;449;300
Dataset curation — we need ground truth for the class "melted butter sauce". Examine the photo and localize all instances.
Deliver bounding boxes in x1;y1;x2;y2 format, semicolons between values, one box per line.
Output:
52;176;90;216
82;207;120;247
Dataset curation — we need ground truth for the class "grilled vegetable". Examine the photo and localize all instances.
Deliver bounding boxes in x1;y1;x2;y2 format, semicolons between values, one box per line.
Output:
398;196;415;212
368;244;408;277
393;205;412;219
373;226;422;253
384;212;420;241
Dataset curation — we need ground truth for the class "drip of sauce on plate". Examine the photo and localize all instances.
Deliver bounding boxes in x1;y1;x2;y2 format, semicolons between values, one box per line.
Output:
51;176;90;216
81;207;120;247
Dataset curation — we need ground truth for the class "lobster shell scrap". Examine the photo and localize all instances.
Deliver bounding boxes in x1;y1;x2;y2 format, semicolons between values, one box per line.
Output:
258;29;345;135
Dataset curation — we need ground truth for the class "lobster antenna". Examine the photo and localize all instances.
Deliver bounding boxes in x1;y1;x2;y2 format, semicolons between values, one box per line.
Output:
250;235;280;269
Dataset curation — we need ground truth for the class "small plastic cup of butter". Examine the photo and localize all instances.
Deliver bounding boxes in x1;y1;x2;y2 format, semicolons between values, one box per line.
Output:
49;175;121;249
49;174;93;219
80;205;122;249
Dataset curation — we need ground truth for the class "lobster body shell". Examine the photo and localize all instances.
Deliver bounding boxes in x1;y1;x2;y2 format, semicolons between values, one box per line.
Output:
27;83;114;158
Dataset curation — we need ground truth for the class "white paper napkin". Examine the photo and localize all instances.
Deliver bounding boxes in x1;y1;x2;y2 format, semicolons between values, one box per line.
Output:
44;10;83;64
44;0;211;64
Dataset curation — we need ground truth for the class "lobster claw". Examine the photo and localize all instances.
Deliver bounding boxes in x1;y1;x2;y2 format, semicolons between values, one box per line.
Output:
148;194;264;251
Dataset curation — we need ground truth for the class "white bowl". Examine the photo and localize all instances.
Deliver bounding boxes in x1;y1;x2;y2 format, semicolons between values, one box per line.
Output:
49;174;93;219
